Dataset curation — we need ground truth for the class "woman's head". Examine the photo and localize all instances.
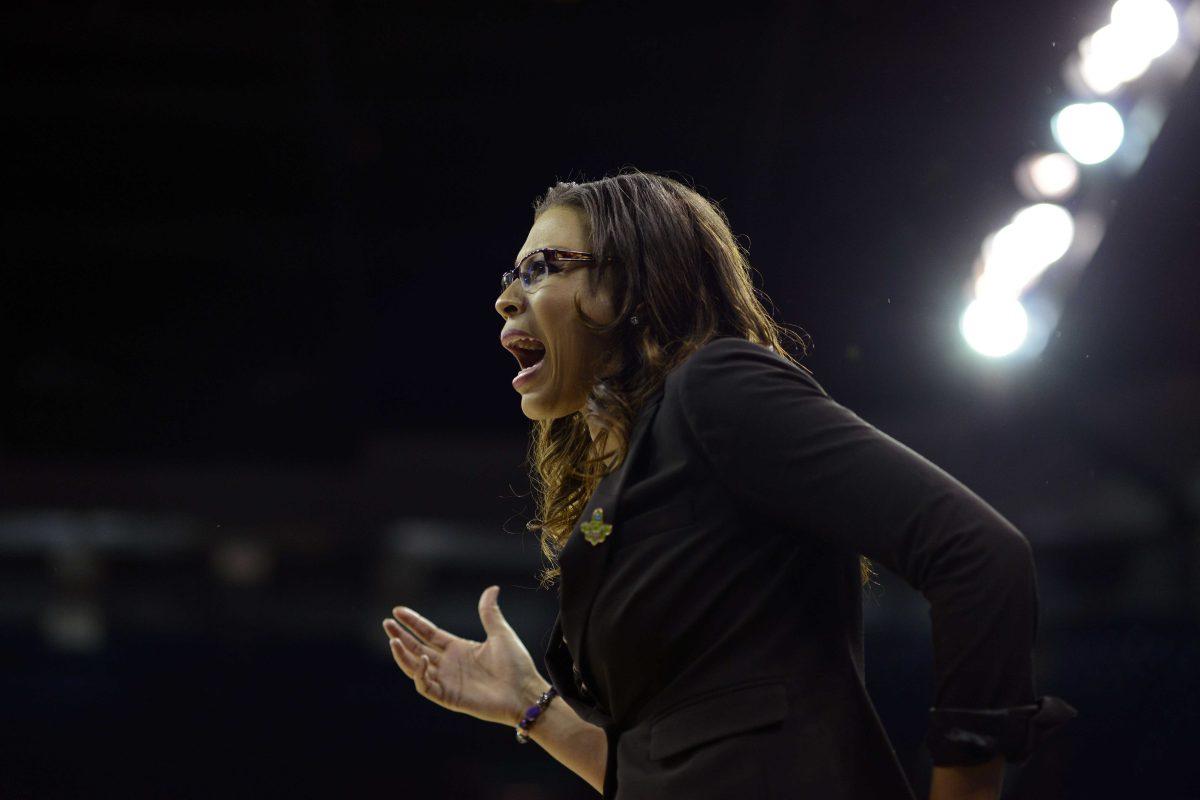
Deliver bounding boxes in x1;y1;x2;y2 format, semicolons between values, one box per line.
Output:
500;169;871;589
497;169;800;423
496;204;622;423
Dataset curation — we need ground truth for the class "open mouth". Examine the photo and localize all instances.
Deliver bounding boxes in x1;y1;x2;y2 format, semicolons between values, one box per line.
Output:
513;344;547;371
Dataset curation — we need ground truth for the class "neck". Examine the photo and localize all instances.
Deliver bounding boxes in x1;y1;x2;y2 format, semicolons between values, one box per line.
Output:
585;413;619;470
584;348;624;468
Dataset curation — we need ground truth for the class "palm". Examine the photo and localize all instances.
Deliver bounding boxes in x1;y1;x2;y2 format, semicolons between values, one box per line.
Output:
382;586;542;727
440;634;524;715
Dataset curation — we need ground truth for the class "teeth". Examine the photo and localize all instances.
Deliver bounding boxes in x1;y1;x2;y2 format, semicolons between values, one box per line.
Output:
509;338;544;350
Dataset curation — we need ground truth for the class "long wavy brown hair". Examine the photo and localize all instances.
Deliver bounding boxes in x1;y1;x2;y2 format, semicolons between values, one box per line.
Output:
523;169;876;592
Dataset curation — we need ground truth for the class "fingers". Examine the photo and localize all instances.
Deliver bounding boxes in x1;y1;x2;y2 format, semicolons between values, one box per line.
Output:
413;653;442;701
384;619;432;674
390;606;453;651
387;635;416;679
383;618;424;651
387;629;442;701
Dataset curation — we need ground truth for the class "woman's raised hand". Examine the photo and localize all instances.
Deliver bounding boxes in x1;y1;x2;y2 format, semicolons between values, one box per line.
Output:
382;585;547;727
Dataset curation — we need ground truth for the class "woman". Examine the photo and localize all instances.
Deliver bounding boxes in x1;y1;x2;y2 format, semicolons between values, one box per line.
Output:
381;170;1076;799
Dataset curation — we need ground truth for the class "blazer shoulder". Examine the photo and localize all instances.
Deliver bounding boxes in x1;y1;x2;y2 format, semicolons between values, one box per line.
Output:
666;336;823;395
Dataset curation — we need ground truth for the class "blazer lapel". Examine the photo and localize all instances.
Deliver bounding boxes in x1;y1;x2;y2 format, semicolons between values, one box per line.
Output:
558;389;665;689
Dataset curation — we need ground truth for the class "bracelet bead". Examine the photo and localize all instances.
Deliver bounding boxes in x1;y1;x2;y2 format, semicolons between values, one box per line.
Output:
515;686;558;743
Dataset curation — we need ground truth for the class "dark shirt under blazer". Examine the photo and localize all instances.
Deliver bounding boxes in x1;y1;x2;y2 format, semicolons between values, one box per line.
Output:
542;336;1076;799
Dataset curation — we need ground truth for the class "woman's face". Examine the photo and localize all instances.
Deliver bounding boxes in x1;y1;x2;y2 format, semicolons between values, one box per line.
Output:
495;204;619;421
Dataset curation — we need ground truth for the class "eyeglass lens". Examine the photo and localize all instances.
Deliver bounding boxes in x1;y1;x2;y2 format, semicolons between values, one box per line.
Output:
503;252;551;291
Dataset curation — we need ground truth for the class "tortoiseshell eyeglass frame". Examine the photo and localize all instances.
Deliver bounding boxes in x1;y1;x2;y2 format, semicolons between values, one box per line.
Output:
500;248;613;293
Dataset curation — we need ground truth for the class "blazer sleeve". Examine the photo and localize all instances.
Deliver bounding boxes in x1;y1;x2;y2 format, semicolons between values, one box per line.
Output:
673;338;1076;766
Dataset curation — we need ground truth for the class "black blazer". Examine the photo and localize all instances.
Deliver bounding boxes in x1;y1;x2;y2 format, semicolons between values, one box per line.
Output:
543;336;1076;799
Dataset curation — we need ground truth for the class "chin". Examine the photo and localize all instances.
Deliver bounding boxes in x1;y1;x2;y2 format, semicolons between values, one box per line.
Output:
521;392;580;423
519;394;552;421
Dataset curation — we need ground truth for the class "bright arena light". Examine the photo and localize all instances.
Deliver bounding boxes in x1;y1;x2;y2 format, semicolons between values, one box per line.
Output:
1007;203;1075;265
961;297;1030;358
1111;0;1180;59
1079;24;1154;92
1052;102;1125;164
1077;0;1179;94
1015;152;1081;200
976;203;1076;299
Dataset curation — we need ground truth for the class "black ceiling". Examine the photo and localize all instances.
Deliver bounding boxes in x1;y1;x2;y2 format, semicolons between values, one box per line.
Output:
4;1;1197;462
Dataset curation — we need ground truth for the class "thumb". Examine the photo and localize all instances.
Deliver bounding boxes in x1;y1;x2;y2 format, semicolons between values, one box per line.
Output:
478;585;511;637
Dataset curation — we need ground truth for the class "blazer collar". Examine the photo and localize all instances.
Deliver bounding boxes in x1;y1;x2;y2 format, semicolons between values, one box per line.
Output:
558;388;665;682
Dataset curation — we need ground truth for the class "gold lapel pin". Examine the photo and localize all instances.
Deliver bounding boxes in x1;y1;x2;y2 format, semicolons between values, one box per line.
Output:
581;507;612;546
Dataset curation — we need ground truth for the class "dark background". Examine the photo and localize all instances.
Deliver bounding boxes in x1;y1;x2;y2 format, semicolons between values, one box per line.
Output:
3;1;1199;798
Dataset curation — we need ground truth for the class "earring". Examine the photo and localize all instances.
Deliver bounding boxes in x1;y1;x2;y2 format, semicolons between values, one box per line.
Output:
630;314;639;325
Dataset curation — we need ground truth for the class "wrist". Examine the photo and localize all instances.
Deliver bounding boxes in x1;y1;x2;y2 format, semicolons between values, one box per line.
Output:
514;675;552;724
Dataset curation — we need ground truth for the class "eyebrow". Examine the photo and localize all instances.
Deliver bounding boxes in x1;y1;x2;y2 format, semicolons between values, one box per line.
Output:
515;247;548;267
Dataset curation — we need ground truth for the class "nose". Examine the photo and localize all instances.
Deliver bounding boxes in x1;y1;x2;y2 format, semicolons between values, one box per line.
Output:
495;279;525;319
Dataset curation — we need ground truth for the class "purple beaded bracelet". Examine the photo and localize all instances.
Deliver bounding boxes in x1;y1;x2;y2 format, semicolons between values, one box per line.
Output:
515;686;558;743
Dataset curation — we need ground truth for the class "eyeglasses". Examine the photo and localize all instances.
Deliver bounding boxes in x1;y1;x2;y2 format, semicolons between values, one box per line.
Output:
500;248;610;293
